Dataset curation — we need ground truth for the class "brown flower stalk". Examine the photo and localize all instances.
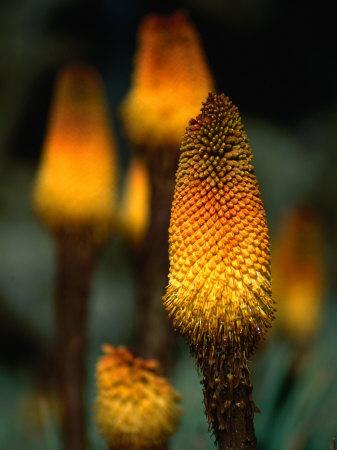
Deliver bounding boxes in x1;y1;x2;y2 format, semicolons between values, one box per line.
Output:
163;93;274;449
95;345;181;450
32;63;117;450
120;11;214;372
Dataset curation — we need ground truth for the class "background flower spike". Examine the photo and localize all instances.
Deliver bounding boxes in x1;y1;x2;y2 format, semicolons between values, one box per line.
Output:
119;155;150;247
120;10;214;155
272;207;325;342
95;345;181;450
119;10;214;373
33;63;117;244
163;93;274;449
32;63;118;450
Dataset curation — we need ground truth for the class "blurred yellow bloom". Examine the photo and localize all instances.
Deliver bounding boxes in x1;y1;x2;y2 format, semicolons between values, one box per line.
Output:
273;208;325;341
119;156;150;245
33;63;117;243
120;11;214;152
163;93;274;355
95;345;181;450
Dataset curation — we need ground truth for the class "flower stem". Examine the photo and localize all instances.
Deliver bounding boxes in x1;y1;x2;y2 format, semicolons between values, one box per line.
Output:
134;150;178;374
211;375;257;450
54;229;96;450
197;341;258;450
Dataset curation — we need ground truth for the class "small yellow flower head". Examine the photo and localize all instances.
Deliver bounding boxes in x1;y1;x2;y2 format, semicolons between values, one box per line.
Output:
164;93;274;357
120;11;214;152
33;63;117;243
95;345;181;450
119;156;150;245
273;208;325;341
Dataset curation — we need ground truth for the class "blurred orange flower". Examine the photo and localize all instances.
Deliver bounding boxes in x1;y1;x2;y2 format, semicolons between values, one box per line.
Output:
119;156;150;245
120;11;214;152
95;345;181;450
33;63;117;243
273;207;325;341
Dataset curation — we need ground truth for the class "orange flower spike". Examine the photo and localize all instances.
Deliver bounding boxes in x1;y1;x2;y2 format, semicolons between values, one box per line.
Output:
163;93;274;447
121;11;214;152
164;93;274;356
273;208;325;341
119;156;150;245
95;345;181;450
33;64;117;243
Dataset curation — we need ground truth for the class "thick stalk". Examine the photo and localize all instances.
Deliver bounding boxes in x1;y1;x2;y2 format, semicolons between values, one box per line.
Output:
55;229;96;450
134;150;178;374
205;372;257;450
197;341;258;450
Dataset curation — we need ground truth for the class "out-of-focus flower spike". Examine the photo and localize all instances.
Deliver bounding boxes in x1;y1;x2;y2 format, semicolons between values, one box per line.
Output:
95;345;181;450
163;93;274;448
273;207;325;341
120;10;214;154
119;156;150;246
33;63;117;244
119;11;214;371
32;63;118;450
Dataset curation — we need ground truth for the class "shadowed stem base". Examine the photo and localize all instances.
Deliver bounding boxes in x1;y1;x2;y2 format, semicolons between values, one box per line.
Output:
55;229;96;450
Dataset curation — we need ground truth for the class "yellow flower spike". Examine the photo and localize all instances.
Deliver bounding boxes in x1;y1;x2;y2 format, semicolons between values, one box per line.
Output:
33;63;117;244
120;11;214;153
119;156;150;245
163;93;274;448
273;207;325;341
95;345;181;450
164;92;273;354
